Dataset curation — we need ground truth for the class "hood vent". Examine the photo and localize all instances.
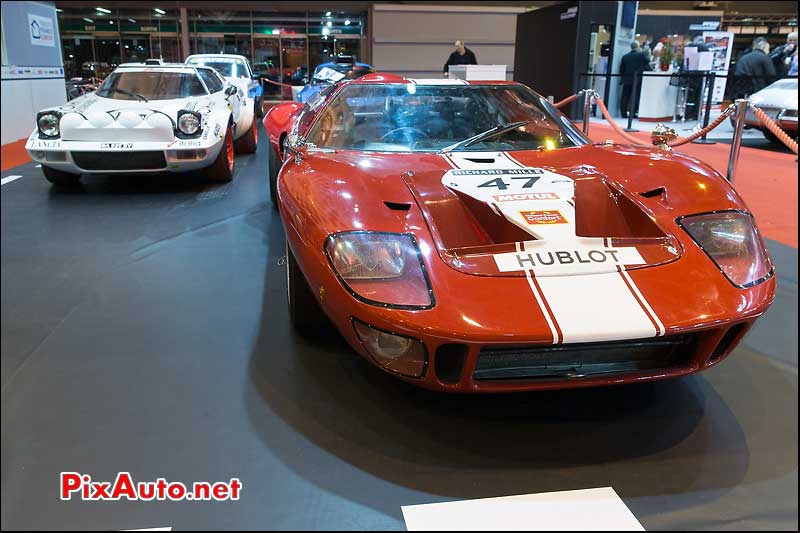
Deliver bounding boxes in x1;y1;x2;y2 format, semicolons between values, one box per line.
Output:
639;187;665;198
384;201;411;211
463;157;496;164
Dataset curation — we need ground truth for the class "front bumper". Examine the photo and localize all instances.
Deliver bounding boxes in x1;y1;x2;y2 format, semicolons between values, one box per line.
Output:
744;106;798;132
286;226;775;394
25;134;225;174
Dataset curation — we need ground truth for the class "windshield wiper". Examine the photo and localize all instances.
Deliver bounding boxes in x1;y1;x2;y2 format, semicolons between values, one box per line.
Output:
440;120;531;153
106;87;149;102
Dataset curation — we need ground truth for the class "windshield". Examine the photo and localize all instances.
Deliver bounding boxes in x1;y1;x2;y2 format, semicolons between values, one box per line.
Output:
306;83;587;152
97;70;206;100
187;57;249;79
313;64;375;82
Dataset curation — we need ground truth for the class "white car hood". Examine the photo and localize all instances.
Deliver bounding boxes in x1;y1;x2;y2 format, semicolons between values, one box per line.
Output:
58;94;217;142
750;78;798;111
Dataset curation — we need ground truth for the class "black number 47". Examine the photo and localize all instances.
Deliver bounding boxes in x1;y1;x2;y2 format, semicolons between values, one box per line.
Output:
477;176;541;190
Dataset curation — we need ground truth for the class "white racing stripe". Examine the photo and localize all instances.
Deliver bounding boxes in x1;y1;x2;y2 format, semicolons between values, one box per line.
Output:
1;175;23;186
441;151;663;343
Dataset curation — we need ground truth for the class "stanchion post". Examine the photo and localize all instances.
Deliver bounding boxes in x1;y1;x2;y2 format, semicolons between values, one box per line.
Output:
582;90;592;135
726;99;748;183
624;71;639;132
693;71;717;144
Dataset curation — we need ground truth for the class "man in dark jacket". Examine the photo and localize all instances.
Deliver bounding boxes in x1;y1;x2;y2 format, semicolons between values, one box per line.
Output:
769;31;797;75
619;41;651;117
734;37;777;97
443;40;477;77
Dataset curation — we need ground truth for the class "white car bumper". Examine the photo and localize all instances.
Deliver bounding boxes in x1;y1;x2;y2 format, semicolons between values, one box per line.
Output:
25;133;225;174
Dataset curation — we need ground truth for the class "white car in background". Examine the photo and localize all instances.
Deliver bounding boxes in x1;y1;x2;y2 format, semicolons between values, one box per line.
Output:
745;77;798;143
185;53;264;119
25;60;258;187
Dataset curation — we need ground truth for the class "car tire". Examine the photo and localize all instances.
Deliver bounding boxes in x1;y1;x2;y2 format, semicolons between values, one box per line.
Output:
268;141;280;209
234;118;257;154
205;126;234;183
286;240;329;335
42;165;81;187
256;97;264;119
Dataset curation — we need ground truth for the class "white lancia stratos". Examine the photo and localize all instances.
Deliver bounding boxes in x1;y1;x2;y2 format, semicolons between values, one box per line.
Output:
25;60;258;186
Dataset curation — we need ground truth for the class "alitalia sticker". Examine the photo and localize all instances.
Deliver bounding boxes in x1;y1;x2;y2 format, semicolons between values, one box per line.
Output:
521;210;567;225
101;143;133;149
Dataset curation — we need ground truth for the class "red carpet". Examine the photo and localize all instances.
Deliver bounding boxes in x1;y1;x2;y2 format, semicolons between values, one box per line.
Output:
1;139;31;171
588;122;798;248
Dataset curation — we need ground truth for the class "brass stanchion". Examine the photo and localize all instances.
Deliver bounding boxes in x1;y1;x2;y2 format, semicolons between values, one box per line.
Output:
726;99;748;183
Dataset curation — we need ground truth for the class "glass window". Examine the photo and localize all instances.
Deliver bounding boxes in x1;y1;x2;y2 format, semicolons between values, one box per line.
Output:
307;84;587;152
197;68;224;93
97;70;207;100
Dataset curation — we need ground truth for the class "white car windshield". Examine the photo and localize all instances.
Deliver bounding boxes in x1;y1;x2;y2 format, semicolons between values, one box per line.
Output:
97;71;206;100
187;58;249;79
306;83;588;152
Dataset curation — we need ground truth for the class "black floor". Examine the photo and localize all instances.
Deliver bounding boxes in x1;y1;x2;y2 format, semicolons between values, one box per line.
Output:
2;126;797;530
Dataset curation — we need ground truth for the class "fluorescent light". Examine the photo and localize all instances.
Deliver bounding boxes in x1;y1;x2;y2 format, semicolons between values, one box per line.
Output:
345;19;351;25
325;11;331;16
56;8;63;12
272;29;280;35
96;7;111;13
326;21;332;27
83;18;94;23
128;19;137;23
109;20;114;24
154;8;166;15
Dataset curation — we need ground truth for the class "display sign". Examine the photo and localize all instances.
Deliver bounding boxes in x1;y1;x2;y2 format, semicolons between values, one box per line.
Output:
703;31;734;103
28;13;55;47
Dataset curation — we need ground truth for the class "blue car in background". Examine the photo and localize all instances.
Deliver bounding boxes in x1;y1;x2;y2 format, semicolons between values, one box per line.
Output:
297;57;376;103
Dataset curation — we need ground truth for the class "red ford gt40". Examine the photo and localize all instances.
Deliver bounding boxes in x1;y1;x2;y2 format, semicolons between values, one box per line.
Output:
263;74;775;393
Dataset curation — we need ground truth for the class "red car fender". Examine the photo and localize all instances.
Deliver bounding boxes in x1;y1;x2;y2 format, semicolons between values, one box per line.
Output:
263;102;303;160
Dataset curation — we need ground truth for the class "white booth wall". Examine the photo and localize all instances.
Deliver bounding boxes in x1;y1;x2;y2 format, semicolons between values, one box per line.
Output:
1;0;66;146
370;4;527;81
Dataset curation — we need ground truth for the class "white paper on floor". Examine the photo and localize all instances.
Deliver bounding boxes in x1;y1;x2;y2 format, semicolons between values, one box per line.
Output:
401;487;644;531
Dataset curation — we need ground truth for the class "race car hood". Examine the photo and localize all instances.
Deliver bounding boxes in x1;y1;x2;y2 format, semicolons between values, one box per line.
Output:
749;78;799;111
400;148;684;278
56;94;215;142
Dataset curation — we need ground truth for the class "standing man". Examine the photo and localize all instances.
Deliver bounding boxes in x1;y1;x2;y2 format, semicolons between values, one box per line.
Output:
770;31;798;76
619;41;651;118
734;37;777;97
443;40;477;77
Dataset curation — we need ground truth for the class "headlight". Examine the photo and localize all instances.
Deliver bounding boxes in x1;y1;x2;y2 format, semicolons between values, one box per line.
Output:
325;231;434;308
37;112;60;137
353;319;427;378
177;111;201;136
678;211;773;288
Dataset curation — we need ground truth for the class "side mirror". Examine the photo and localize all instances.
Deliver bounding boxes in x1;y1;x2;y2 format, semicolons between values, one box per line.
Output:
225;85;237;97
285;133;307;163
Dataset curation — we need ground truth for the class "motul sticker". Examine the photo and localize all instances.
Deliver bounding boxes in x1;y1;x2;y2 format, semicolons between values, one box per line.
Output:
521;210;567;224
494;192;559;202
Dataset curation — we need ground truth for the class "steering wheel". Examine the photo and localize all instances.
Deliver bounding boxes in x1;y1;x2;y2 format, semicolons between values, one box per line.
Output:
381;127;429;143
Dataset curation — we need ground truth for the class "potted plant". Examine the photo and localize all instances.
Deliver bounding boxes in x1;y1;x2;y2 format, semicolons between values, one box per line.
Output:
659;38;673;71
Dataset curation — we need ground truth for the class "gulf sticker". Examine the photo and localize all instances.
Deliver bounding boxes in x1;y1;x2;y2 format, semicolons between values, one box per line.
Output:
521;210;567;224
493;192;559;202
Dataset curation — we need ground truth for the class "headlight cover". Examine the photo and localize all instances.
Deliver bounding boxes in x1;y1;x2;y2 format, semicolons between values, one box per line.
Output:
352;319;427;378
678;210;773;288
37;111;61;138
325;231;434;309
177;111;202;136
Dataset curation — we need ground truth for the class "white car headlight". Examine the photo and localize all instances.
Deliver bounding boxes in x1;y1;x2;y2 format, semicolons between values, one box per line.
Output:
325;231;434;308
37;112;60;138
177;111;201;136
678;211;773;288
